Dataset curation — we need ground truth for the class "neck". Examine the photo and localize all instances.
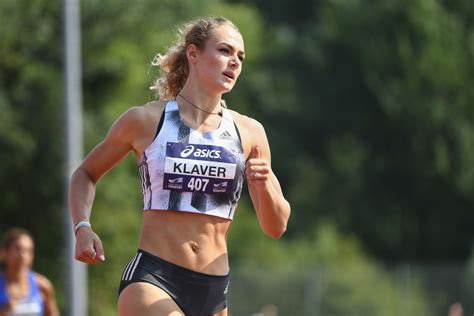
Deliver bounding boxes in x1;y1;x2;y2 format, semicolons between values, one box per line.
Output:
178;94;223;117
5;266;29;283
178;83;223;114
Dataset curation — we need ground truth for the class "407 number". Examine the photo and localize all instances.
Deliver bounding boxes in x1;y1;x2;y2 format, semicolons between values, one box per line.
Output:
187;178;209;192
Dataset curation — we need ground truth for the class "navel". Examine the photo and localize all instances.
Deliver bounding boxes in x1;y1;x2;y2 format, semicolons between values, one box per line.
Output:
189;241;199;253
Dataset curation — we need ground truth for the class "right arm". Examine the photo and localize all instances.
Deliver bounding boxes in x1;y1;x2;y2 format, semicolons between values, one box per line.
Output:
69;107;144;264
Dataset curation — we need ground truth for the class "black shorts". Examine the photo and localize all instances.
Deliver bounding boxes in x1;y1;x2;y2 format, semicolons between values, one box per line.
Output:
118;249;230;316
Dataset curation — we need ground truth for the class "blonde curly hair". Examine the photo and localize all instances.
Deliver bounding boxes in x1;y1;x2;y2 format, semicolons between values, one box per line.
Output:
151;17;240;100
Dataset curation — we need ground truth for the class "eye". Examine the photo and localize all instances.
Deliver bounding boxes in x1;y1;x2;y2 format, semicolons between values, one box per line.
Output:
219;48;230;54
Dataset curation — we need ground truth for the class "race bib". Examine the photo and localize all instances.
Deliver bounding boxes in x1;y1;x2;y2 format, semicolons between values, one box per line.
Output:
163;143;237;194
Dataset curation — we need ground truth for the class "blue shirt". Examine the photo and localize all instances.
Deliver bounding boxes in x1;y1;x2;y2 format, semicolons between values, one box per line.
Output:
0;271;44;316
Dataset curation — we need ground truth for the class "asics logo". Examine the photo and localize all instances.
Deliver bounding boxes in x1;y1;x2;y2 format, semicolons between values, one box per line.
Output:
180;145;195;157
180;145;221;159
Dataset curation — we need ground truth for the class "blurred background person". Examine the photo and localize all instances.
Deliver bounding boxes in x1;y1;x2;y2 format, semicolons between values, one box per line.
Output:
448;302;464;316
0;227;60;316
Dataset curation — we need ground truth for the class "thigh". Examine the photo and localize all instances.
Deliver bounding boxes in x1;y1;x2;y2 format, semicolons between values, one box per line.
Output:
118;282;184;316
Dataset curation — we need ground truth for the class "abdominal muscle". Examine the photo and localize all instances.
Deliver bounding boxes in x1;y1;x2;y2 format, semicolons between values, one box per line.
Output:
138;210;232;276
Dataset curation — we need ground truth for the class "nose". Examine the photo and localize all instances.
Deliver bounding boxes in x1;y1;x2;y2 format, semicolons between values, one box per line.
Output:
19;250;28;260
230;56;241;69
19;248;32;260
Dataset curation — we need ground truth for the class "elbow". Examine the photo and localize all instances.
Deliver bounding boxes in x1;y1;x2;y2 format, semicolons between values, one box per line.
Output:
263;222;288;240
269;203;291;239
260;202;291;239
271;226;287;240
72;166;98;184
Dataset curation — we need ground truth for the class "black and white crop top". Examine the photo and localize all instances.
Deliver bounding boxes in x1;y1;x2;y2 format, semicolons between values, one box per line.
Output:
138;100;246;220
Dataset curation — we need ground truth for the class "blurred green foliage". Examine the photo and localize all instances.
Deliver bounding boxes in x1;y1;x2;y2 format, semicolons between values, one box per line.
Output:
0;0;64;300
229;209;432;315
1;0;474;315
238;0;474;263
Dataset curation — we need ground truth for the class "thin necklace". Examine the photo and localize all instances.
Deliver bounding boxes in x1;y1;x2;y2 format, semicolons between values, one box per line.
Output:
178;94;223;116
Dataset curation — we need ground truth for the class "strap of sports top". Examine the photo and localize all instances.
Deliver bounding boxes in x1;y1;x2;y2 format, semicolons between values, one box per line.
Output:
27;271;40;298
153;107;166;140
233;121;242;143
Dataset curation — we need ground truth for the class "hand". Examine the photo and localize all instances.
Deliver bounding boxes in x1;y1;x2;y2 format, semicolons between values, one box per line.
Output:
75;227;105;264
246;145;270;189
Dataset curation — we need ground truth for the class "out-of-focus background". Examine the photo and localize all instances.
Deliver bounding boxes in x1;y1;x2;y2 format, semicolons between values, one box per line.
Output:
1;0;474;315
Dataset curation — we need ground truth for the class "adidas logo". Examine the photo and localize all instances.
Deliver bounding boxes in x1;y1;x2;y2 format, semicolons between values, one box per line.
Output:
219;131;232;140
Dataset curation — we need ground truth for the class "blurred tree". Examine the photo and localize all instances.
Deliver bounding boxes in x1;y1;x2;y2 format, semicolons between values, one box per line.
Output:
230;0;474;263
228;211;432;316
2;0;474;314
0;0;64;300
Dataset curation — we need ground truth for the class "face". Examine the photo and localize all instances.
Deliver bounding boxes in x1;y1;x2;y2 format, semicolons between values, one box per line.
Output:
4;234;34;270
190;24;245;94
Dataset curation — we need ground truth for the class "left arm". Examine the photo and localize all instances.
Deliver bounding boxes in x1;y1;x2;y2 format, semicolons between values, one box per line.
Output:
35;274;60;316
240;117;291;239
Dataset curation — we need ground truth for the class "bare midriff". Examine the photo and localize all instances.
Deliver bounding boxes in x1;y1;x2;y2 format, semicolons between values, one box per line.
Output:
139;210;232;276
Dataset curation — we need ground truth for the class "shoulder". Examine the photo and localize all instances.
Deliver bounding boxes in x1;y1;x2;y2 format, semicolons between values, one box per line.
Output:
228;109;265;134
228;109;267;157
106;100;166;141
33;272;54;295
119;100;166;126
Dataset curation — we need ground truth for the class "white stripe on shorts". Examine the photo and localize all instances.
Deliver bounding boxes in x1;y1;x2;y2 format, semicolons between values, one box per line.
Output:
121;253;138;281
126;252;142;281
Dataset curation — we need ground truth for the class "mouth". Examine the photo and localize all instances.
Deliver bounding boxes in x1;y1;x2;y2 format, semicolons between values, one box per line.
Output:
223;71;235;80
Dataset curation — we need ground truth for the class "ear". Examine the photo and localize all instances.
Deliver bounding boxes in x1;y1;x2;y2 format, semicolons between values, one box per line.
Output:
186;44;200;64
